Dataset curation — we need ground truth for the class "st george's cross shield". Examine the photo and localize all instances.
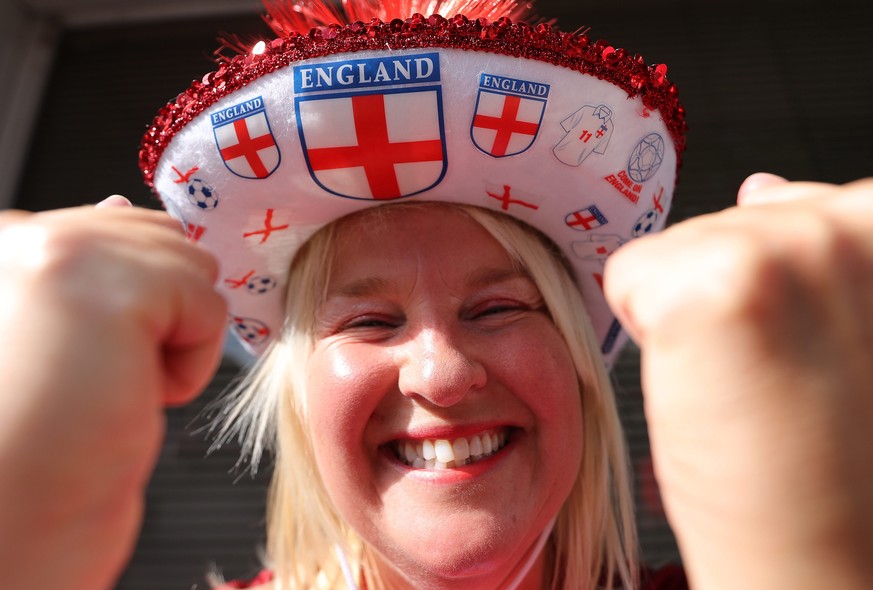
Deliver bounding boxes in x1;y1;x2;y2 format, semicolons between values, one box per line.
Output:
211;96;281;179
470;73;549;158
293;53;447;200
565;205;608;232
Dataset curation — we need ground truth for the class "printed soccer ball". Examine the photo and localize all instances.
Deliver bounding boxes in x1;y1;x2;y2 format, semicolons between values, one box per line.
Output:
246;275;277;295
627;133;665;183
632;209;659;237
186;178;219;210
231;316;269;345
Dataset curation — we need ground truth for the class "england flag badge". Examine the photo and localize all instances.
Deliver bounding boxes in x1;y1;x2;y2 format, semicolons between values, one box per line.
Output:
565;205;608;231
211;96;281;179
470;73;549;158
294;53;447;200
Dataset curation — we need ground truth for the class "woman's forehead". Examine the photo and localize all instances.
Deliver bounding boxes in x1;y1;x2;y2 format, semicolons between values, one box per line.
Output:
326;205;523;288
334;201;472;235
332;204;477;248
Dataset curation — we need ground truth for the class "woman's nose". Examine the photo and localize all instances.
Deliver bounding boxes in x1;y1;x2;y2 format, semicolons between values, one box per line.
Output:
397;327;486;407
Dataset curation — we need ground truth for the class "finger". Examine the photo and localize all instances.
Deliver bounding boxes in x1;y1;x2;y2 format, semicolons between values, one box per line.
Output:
841;177;873;211
41;206;219;284
40;202;186;237
102;238;227;407
85;205;184;234
604;210;767;348
0;210;32;229
737;176;840;207
116;218;222;284
608;177;873;351
603;234;664;345
160;285;227;407
140;241;226;406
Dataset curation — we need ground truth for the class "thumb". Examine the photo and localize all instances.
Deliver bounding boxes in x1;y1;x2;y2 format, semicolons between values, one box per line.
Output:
95;195;133;209
737;173;789;205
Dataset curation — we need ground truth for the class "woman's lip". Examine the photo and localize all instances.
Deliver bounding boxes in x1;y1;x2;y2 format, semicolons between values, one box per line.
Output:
382;421;516;443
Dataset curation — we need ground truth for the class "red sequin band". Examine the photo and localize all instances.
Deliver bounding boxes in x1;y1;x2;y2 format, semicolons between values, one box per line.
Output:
139;13;687;188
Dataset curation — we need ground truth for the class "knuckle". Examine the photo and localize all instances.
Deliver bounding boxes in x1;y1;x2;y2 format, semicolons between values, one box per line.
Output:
0;218;142;316
0;219;76;279
844;176;873;195
687;231;771;319
700;208;849;327
31;229;110;290
652;222;790;330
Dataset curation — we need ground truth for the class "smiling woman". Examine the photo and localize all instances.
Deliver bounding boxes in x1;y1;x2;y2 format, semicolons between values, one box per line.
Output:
215;203;635;589
306;206;587;588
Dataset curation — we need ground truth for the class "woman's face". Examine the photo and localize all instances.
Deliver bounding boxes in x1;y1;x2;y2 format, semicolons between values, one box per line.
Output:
306;207;583;589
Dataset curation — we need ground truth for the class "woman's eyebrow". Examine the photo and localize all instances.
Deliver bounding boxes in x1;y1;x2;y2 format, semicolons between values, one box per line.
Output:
464;266;532;288
325;276;392;299
325;266;531;300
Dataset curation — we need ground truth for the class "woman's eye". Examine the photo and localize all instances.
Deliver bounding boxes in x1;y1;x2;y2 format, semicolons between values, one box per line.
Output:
341;315;399;330
479;305;515;316
473;302;527;319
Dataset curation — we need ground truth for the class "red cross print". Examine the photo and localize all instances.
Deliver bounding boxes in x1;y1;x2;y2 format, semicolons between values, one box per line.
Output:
472;95;539;156
225;270;255;289
185;223;205;242
578;129;592;143
243;209;289;244
486;185;539;211
306;94;443;199
652;187;665;213
221;120;274;178
567;210;599;230
595;124;608;138
172;165;199;184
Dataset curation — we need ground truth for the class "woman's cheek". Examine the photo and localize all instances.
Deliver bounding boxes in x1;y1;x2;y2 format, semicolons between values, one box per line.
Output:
306;343;385;466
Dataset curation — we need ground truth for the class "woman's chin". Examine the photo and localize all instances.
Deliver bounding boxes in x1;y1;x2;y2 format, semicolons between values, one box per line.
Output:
370;516;533;589
377;551;514;590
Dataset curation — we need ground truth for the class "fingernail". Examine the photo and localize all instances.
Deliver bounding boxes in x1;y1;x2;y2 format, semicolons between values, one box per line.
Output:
96;195;132;209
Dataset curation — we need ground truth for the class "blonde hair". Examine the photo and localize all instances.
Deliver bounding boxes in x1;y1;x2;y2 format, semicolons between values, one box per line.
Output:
214;203;638;589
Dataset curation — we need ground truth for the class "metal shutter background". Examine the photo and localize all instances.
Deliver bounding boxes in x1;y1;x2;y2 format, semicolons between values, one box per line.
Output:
12;1;872;587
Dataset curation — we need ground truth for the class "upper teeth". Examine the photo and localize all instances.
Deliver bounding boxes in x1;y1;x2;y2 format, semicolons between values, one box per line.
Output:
394;429;508;469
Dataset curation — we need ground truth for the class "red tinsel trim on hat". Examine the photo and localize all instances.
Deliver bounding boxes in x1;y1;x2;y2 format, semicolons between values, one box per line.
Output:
139;8;687;189
216;0;547;59
262;0;541;39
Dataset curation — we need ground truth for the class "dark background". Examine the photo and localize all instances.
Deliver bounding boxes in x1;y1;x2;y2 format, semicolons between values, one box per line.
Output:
11;0;873;587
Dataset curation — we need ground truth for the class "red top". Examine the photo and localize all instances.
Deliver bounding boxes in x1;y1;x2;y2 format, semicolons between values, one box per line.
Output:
220;570;274;589
220;565;688;589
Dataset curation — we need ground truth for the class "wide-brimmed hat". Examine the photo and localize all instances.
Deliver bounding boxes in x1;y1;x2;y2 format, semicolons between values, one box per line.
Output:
140;0;686;368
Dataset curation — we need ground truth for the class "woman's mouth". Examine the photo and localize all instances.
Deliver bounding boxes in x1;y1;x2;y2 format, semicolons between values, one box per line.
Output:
391;428;511;469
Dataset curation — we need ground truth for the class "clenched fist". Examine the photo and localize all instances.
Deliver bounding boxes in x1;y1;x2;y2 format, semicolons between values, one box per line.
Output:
606;175;873;590
0;198;226;590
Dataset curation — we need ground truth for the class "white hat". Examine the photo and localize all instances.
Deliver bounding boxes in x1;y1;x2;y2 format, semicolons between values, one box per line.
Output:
140;0;687;368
